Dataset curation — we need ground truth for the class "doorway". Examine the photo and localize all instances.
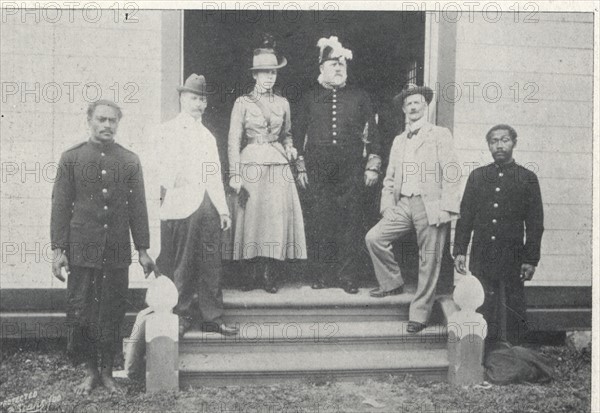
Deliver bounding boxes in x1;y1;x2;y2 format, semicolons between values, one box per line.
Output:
183;10;455;291
184;10;426;169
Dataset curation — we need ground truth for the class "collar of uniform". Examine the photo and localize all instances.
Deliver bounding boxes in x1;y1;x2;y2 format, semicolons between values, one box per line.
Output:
494;159;517;171
88;137;116;151
317;76;346;90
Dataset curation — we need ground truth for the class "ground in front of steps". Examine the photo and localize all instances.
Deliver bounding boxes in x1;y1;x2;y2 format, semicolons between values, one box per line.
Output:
0;340;591;413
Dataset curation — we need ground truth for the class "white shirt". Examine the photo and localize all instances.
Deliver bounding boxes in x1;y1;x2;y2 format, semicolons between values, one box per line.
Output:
155;112;229;220
400;117;427;197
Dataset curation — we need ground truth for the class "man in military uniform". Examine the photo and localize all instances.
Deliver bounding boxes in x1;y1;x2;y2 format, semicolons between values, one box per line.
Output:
51;100;156;395
454;124;544;345
365;84;462;333
155;74;238;337
295;36;382;294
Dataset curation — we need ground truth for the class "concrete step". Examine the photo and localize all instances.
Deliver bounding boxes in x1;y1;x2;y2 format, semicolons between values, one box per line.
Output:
180;321;448;353
179;348;448;386
221;285;423;322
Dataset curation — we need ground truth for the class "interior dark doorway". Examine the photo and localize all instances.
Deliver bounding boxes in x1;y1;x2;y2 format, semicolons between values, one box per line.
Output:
183;10;453;292
184;10;426;169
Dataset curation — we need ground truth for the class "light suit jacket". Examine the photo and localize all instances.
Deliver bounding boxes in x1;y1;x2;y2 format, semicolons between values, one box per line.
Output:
380;122;462;225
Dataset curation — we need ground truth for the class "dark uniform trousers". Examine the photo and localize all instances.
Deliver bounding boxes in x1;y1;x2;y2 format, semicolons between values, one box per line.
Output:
305;144;376;286
67;265;128;365
157;193;224;325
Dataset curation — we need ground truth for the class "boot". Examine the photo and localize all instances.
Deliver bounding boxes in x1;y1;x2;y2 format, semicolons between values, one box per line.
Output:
262;260;278;294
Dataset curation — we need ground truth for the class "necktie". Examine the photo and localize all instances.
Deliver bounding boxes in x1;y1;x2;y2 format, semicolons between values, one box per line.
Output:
407;128;420;139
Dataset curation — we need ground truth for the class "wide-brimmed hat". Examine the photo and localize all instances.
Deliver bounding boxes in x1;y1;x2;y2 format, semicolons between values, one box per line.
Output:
393;83;434;106
177;73;211;95
250;33;287;71
250;48;287;70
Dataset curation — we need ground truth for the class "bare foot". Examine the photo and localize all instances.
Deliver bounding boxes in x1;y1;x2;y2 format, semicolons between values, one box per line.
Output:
101;374;123;394
74;373;100;396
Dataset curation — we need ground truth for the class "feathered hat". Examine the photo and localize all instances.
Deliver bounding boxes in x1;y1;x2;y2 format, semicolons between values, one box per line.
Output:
249;33;287;71
317;36;353;64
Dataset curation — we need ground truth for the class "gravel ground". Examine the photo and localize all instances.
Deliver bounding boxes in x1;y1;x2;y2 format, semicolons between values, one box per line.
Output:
0;340;591;413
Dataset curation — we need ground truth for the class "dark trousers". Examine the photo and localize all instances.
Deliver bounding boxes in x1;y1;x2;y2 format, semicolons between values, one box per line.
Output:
157;195;224;324
305;148;377;286
477;274;528;345
66;265;128;366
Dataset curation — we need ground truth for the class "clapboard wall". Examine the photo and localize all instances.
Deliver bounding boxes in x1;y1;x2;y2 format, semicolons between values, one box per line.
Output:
450;12;594;286
0;9;172;288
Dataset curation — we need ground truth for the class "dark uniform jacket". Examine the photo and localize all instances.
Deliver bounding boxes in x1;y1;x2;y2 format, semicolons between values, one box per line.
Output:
51;139;150;268
453;161;544;279
295;84;382;165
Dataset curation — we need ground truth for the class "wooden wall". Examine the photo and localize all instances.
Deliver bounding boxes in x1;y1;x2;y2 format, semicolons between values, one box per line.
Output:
450;12;593;286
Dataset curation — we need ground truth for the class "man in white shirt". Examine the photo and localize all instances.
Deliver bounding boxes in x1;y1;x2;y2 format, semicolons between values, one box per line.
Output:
365;84;462;333
155;74;237;337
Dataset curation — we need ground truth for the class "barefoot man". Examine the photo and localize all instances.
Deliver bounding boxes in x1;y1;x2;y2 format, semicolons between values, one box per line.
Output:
51;100;157;395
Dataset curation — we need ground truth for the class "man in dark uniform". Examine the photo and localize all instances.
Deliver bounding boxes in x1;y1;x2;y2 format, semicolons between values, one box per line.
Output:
295;36;382;294
51;100;157;395
454;124;544;345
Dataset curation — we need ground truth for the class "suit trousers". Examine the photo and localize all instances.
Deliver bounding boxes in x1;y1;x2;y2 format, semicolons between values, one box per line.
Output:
365;195;448;323
157;194;224;324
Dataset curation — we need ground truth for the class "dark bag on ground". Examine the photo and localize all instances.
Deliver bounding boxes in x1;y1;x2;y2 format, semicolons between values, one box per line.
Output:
484;342;555;384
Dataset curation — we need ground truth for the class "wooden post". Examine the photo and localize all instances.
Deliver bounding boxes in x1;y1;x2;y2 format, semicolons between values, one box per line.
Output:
447;275;487;386
145;276;179;392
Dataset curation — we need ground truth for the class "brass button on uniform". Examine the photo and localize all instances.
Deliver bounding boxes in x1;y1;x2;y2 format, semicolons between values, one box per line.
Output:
104;205;108;210
495;187;500;192
499;172;504;177
101;170;107;175
103;224;108;229
332;131;337;136
493;203;498;208
491;236;496;241
102;188;108;194
101;152;105;157
492;219;497;224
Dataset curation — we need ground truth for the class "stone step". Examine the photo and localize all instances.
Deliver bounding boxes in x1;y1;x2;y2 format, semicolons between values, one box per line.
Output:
221;286;431;322
179;348;449;386
180;321;448;353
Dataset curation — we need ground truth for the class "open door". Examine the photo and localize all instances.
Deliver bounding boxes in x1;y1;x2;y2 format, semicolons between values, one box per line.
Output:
183;10;457;289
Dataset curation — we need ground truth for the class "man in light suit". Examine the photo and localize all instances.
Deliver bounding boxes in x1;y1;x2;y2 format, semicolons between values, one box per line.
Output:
365;83;462;333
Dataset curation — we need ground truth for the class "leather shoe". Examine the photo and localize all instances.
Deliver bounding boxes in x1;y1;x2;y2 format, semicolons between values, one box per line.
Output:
200;322;239;336
407;321;427;333
217;323;239;336
370;286;404;298
342;282;359;294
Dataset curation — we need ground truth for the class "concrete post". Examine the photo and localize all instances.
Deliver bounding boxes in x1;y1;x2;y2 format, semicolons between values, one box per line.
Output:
447;275;487;386
145;275;179;392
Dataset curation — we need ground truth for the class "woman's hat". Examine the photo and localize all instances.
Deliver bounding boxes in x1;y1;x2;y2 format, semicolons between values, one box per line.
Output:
177;73;211;95
249;33;287;71
393;83;434;106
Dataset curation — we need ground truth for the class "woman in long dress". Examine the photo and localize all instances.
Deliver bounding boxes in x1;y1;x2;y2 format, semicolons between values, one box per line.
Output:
228;36;307;293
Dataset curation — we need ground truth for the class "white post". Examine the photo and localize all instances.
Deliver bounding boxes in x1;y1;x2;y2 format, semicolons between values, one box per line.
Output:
145;275;179;392
447;275;487;385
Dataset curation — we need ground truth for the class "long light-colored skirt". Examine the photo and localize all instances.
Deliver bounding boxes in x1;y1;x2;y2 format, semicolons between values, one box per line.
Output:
232;163;307;261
